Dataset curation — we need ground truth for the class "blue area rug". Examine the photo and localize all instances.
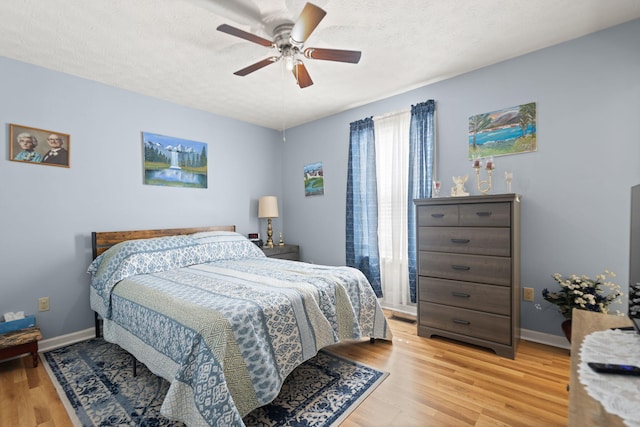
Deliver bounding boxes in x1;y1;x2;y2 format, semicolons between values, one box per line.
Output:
43;338;388;426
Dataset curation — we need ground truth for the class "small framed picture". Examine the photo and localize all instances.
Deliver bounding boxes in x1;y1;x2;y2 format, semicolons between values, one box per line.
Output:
9;124;70;168
304;161;324;196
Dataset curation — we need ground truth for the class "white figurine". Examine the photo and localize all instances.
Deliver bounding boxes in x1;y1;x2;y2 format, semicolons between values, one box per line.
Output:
451;175;469;197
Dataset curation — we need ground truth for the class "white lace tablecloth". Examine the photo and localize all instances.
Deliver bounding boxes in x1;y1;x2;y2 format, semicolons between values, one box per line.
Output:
579;328;640;427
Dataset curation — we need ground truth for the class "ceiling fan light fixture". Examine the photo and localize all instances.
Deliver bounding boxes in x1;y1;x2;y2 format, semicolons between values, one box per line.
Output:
284;55;295;71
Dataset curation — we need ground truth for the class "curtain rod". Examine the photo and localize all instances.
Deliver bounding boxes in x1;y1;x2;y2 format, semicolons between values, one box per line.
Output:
373;108;410;121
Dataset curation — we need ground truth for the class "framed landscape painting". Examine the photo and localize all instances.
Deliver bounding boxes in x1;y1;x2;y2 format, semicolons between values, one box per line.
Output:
468;102;537;159
142;131;208;188
304;161;324;196
9;123;70;167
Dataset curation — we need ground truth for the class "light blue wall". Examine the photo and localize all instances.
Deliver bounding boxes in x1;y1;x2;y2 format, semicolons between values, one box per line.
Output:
282;19;640;336
1;19;638;341
0;57;283;339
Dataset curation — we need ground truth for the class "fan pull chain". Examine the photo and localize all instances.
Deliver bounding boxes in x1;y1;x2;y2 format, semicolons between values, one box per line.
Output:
281;61;287;142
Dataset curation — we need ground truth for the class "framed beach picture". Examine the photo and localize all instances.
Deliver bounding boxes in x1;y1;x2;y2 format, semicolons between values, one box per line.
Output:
468;102;537;159
9;124;70;167
142;132;208;188
304;161;324;196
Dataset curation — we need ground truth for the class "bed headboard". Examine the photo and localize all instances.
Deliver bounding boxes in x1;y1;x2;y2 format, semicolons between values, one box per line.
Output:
91;225;236;258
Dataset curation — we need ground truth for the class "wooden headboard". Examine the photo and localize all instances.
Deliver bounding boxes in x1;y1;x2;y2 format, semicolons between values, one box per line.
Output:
91;225;236;258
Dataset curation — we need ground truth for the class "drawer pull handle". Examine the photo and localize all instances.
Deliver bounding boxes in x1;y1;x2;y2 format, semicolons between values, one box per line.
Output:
431;213;445;218
452;291;471;298
450;238;470;244
476;211;492;217
453;319;471;325
451;265;471;271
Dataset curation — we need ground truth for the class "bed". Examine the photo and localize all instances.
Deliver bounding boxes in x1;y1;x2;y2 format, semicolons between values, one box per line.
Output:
88;225;392;427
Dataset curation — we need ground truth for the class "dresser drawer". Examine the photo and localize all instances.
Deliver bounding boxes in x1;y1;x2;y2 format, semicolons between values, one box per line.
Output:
459;202;511;227
419;251;511;286
419;302;511;345
418;277;511;315
417;204;459;226
418;227;510;256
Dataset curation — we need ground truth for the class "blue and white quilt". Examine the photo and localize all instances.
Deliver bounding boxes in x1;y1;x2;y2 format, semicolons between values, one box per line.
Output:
88;231;392;426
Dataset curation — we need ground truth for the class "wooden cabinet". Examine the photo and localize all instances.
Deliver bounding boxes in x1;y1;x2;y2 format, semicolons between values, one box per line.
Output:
415;194;521;359
262;244;300;261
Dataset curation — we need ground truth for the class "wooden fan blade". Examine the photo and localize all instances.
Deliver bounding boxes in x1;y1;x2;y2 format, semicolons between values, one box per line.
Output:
234;57;279;76
304;48;362;63
290;3;326;45
292;62;313;88
217;24;273;47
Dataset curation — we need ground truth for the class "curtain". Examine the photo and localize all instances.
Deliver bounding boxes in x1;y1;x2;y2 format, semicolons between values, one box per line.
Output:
346;117;382;297
408;100;435;303
374;111;411;308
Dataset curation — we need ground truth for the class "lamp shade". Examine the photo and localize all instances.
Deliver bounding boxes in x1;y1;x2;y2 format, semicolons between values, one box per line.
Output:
258;196;279;218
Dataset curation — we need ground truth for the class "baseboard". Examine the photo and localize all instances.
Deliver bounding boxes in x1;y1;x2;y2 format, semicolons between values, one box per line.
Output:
390;311;417;323
380;303;416;316
38;327;95;353
34;326;569;355
520;328;570;350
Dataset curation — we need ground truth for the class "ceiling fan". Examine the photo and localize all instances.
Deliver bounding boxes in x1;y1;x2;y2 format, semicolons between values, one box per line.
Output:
216;2;361;88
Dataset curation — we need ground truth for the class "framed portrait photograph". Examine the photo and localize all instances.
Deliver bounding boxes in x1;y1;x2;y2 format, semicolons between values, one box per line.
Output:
9;124;70;168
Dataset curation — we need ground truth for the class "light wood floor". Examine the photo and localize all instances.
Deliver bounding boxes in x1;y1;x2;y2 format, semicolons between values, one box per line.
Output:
0;312;570;426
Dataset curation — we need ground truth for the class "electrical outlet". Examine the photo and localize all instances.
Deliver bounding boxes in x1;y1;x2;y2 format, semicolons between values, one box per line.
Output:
38;297;50;312
523;287;534;302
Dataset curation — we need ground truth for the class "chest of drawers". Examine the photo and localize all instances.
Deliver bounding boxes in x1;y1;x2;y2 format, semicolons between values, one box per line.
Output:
415;194;521;358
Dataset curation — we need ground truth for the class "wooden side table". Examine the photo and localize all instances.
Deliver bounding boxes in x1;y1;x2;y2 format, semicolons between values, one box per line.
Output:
0;326;42;367
262;244;300;261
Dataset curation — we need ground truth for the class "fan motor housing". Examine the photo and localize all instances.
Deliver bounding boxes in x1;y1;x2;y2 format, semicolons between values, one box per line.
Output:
273;23;296;51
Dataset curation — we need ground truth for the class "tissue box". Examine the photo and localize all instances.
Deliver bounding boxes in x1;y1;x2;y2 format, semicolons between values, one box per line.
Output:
0;315;36;334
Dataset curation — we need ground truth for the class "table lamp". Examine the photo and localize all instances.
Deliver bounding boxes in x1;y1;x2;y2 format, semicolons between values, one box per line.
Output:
258;196;279;248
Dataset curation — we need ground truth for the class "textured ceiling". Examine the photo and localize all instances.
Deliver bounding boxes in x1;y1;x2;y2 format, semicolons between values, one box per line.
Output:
1;0;640;130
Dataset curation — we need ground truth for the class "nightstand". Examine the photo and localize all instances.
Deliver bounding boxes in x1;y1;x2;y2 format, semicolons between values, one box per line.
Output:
262;244;300;261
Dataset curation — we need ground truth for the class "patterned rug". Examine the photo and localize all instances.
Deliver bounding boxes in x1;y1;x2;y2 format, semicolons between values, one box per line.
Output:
42;338;388;426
